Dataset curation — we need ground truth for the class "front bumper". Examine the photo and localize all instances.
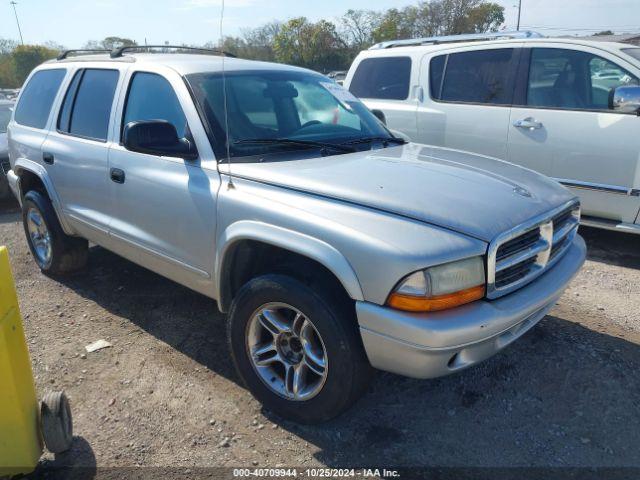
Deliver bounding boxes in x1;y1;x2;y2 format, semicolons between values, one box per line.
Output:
357;234;586;379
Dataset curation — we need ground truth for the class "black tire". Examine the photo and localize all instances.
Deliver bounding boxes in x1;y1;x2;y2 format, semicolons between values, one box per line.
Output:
228;274;373;424
40;391;73;454
22;190;88;275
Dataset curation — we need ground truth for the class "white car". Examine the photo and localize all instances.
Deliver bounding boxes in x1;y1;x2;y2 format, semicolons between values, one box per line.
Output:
344;31;640;234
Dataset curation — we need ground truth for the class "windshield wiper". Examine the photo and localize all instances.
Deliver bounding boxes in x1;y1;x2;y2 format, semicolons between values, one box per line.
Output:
340;136;407;146
234;138;356;153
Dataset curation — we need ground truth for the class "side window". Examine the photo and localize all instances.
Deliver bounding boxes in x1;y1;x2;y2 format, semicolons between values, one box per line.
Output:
429;55;446;99
14;69;66;129
527;48;639;111
123;72;188;139
348;57;412;100
58;69;119;141
437;49;517;105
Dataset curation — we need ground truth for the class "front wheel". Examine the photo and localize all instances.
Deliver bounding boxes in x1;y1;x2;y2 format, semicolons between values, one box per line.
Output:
228;274;373;424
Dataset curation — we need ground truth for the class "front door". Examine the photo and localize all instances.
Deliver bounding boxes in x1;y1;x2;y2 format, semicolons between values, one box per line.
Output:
107;69;220;295
507;45;640;223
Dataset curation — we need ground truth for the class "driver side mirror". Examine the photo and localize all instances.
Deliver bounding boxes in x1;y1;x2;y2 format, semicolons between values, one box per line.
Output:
609;85;640;114
123;120;198;160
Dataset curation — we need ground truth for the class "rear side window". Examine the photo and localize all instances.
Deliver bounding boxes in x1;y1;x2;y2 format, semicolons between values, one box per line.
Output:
58;69;119;141
433;49;517;105
14;69;66;129
349;57;412;100
123;72;187;138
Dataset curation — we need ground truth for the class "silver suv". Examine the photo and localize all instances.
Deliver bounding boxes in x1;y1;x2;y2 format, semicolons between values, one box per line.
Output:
6;47;586;423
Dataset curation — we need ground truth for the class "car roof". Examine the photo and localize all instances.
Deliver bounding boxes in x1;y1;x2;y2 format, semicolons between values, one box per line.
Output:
47;53;315;76
359;37;638;56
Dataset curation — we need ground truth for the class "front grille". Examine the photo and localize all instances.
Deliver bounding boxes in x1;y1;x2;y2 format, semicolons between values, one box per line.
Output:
496;228;540;262
488;202;580;299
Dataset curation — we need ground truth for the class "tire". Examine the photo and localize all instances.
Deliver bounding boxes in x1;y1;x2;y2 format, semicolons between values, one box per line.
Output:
228;274;373;424
40;391;73;454
22;190;88;275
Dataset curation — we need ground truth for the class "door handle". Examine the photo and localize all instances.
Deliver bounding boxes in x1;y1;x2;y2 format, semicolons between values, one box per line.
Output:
110;168;125;184
43;152;54;165
513;117;543;130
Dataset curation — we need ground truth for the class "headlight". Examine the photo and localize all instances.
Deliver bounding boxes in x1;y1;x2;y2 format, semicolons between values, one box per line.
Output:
387;257;486;312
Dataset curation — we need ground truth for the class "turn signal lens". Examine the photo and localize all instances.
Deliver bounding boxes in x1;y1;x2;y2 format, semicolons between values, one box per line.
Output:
387;285;485;312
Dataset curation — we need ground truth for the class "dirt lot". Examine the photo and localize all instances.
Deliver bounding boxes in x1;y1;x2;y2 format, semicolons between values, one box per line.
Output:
1;196;640;475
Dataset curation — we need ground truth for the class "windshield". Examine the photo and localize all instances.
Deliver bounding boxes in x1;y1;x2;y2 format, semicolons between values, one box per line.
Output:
0;105;12;134
622;48;640;62
186;70;395;162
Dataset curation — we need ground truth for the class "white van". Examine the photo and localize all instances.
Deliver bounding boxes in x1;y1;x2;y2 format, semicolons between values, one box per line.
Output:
344;32;640;234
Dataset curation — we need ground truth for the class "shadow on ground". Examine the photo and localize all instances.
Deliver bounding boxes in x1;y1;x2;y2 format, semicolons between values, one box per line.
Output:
51;241;640;469
581;225;640;270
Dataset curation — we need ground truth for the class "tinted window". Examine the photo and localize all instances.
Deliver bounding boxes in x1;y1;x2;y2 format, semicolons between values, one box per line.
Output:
429;55;446;99
123;72;187;138
349;57;412;100
438;49;516;105
14;69;66;129
622;48;640;62
61;69;119;141
527;48;639;110
57;70;83;132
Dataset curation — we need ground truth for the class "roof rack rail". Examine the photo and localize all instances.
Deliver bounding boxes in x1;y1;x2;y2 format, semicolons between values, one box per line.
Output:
369;30;543;50
57;49;111;60
110;45;236;58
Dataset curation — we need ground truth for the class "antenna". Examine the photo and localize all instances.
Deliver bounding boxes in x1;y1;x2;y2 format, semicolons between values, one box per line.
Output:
219;0;234;189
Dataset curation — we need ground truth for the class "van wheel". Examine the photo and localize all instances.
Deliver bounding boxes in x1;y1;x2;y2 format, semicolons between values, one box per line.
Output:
228;274;373;424
22;190;88;275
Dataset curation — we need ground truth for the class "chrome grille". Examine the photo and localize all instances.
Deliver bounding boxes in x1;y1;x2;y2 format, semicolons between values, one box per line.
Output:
487;201;580;299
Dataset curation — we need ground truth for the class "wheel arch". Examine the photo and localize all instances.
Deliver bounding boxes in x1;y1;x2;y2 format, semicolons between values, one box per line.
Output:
215;221;364;313
13;159;74;235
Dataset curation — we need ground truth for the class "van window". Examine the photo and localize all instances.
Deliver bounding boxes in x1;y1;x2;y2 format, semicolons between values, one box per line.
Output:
349;57;412;100
527;48;639;111
123;72;187;139
435;49;517;105
14;69;66;129
429;55;446;99
58;69;119;141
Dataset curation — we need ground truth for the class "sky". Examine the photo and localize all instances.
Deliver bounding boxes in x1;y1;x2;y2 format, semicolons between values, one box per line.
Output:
1;0;640;48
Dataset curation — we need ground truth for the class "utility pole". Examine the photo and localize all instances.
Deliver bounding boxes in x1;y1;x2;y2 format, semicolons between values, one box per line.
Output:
516;0;522;31
10;1;24;45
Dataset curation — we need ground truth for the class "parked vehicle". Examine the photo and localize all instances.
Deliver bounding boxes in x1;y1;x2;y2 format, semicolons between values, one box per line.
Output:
344;31;640;234
0;100;16;199
7;47;585;423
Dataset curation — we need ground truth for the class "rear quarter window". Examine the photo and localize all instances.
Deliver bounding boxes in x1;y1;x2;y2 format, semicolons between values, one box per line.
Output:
349;57;412;100
14;69;66;129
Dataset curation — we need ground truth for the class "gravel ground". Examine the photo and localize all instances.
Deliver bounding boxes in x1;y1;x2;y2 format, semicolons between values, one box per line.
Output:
1;196;639;474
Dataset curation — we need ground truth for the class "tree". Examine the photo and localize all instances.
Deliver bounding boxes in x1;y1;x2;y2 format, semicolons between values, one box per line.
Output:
593;30;614;37
12;45;58;85
339;10;381;50
84;36;137;51
274;17;348;72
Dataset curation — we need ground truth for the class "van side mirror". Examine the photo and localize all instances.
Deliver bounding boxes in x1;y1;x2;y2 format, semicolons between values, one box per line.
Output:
609;85;640;115
371;109;387;125
123;120;198;160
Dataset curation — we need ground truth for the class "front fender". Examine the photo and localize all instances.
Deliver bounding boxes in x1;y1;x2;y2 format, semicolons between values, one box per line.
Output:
215;220;364;312
13;158;74;235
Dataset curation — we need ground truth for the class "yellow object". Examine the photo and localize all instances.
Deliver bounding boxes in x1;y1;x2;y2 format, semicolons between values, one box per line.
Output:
387;284;486;312
0;246;42;476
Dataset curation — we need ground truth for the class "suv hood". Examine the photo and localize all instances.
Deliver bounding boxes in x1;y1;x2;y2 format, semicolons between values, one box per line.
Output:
228;144;576;242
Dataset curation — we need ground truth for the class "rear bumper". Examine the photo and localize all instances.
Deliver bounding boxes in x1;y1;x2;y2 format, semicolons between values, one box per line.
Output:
356;234;586;379
6;169;20;205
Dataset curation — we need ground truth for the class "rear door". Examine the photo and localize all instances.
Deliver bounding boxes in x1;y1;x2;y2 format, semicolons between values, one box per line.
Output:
507;44;640;223
41;67;122;243
417;44;522;159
